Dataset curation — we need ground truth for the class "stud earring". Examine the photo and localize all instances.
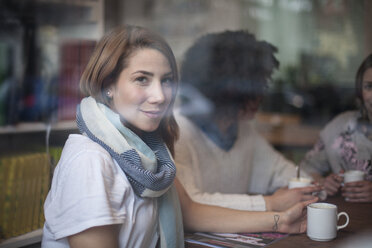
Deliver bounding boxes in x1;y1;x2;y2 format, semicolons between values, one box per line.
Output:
106;91;112;98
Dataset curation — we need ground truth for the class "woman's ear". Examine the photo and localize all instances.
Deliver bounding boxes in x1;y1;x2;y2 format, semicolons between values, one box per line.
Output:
106;89;113;99
106;85;116;100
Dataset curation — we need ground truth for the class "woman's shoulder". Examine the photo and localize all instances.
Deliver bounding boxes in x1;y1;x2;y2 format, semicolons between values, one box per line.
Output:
53;134;122;188
320;111;359;140
64;134;109;152
59;134;113;168
324;111;359;130
332;110;359;122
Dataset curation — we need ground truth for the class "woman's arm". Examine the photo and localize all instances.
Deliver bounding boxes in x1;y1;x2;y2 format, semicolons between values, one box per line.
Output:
68;224;120;248
175;178;316;234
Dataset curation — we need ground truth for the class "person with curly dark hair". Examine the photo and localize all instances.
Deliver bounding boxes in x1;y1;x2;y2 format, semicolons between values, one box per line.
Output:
174;30;320;212
300;53;372;202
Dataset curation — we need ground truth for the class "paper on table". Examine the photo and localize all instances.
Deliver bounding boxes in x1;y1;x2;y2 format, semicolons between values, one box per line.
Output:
185;232;288;248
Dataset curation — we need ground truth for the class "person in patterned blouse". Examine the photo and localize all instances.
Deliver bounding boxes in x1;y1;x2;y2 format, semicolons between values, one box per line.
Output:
301;53;372;202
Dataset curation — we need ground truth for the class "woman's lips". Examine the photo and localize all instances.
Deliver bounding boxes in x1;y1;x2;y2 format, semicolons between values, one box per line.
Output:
142;110;164;119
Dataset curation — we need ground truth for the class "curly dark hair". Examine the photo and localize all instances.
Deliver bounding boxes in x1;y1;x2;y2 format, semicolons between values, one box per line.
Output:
180;30;279;116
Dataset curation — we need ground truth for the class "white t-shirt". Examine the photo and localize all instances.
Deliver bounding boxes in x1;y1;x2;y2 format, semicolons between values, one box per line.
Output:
42;134;158;248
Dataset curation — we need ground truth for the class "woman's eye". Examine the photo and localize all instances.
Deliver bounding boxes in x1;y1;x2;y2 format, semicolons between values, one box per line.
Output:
162;78;173;86
363;83;372;90
135;76;148;84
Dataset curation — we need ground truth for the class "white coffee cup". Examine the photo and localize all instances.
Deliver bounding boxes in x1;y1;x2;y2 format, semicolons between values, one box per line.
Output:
288;177;311;189
307;203;349;241
343;170;365;183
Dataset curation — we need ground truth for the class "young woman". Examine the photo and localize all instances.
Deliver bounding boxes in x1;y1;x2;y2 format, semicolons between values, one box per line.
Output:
42;25;316;248
301;53;372;202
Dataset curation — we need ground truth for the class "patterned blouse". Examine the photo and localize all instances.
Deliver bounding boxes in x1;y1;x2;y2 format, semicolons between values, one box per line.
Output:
301;111;372;180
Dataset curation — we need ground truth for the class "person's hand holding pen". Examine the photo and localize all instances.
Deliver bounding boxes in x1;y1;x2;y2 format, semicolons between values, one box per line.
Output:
322;170;344;196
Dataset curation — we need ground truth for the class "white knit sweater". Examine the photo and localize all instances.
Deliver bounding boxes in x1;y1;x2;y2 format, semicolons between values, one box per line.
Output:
174;113;306;211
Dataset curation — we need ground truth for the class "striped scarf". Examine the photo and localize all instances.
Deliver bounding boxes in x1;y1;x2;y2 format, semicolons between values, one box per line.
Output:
76;96;176;197
76;97;184;247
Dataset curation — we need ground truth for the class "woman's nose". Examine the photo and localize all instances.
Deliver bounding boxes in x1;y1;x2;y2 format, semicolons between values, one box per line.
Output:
148;81;165;103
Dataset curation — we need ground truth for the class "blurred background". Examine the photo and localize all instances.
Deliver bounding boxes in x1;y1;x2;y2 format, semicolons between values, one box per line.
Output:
1;0;371;154
0;0;371;245
1;0;371;124
120;0;371;126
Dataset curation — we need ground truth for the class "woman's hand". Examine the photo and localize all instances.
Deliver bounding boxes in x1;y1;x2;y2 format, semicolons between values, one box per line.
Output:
322;173;343;196
265;185;321;212
342;180;372;202
278;198;318;234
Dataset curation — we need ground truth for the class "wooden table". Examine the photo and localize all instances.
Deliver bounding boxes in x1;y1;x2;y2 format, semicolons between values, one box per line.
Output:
269;195;372;247
186;195;372;247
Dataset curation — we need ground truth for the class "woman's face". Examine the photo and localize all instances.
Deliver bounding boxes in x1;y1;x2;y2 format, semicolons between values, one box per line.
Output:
110;48;174;133
362;68;372;121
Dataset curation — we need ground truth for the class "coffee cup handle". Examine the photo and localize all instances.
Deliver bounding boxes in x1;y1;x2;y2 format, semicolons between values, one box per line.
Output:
337;212;349;230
